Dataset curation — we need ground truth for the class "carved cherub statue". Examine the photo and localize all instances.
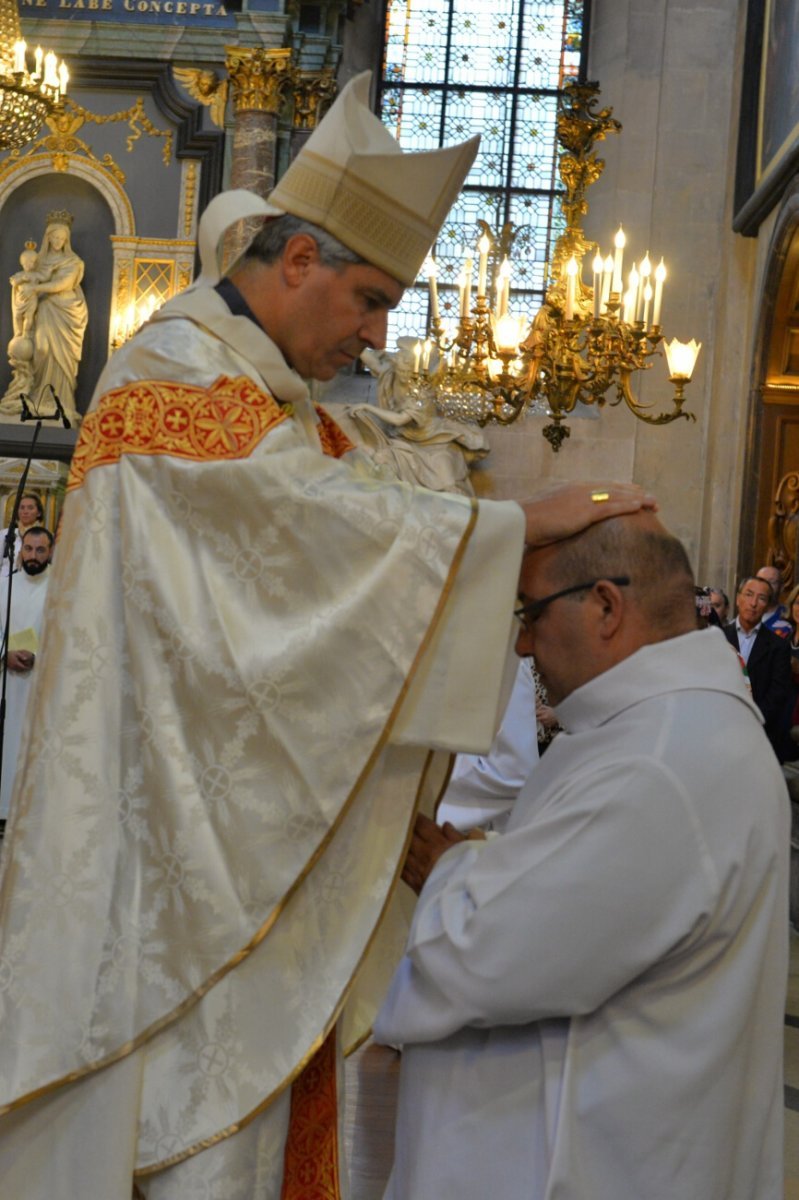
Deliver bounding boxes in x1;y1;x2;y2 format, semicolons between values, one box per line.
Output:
1;242;42;411
173;67;229;128
10;242;42;339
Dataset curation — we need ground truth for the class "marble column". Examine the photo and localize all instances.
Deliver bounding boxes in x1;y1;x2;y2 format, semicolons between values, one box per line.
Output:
289;68;337;162
224;46;294;263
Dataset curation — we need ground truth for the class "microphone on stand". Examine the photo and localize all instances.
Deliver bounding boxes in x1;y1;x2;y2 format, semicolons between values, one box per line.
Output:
47;385;71;430
18;394;33;423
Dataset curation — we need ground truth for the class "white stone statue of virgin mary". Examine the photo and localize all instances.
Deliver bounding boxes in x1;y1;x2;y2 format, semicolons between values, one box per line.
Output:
1;209;88;424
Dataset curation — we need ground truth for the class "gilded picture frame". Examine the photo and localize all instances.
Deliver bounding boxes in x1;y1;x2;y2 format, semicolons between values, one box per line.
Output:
733;0;799;235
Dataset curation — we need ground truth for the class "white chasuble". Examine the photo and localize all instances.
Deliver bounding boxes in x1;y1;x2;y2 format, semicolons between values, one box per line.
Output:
0;285;524;1196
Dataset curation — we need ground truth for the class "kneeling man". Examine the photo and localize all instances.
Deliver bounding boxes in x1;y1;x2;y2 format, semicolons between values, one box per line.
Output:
376;510;789;1200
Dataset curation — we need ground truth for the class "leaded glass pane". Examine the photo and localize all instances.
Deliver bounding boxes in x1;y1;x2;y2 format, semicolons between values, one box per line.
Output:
382;86;444;147
511;93;559;189
442;92;513;188
390;285;432;344
384;0;452;88
506;191;565;290
519;1;570;87
448;1;520;89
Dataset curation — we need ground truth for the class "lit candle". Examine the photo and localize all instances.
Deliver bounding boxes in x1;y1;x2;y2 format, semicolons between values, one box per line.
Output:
612;226;625;294
34;46;43;79
496;257;511;319
477;234;490;297
12;40;26;74
592;252;604;318
458;270;468;318
421;338;433;373
627;264;639;324
637;254;651;323
565;256;578;321
44;51;58;88
642;282;653;330
412;339;422;375
58;62;68;96
462;255;473;317
652;258;666;326
623;288;634;324
601;253;614;311
425;256;440;324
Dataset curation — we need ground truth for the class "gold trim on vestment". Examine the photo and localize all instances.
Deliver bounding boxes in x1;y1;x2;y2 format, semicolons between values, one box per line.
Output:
0;494;480;1179
67;375;289;492
432;751;457;821
338;744;443;1065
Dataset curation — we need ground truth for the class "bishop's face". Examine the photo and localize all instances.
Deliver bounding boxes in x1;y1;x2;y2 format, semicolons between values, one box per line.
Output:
283;259;405;381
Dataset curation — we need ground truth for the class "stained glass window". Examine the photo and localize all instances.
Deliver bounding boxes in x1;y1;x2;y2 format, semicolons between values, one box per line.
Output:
380;0;588;346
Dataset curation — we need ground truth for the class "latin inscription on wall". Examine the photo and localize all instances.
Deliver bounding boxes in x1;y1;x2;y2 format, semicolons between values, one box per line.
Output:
19;0;279;25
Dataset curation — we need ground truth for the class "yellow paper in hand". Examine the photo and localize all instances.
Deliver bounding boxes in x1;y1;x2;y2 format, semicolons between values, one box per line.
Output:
8;627;38;654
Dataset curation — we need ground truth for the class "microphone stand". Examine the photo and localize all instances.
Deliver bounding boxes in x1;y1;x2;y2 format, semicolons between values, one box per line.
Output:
0;389;68;818
19;384;71;430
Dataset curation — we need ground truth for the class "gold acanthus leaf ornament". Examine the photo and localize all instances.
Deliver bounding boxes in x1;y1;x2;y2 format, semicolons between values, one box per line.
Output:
173;67;229;129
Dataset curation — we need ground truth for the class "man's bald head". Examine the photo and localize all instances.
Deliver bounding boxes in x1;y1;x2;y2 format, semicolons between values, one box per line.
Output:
543;511;696;635
756;565;781;605
516;511;696;704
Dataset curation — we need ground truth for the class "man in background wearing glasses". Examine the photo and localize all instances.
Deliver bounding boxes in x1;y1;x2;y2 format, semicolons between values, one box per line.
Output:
376;509;789;1200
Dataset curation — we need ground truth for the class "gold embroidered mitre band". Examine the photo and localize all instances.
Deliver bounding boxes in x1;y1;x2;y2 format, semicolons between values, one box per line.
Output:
268;71;479;285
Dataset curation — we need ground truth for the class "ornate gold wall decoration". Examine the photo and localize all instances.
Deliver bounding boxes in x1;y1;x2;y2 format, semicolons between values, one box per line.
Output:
173;68;228;129
180;159;199;238
292;68;337;131
226;47;294;115
2;96;172;180
109;236;195;354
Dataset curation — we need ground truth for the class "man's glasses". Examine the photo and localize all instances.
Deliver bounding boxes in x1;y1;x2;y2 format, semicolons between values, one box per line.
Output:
514;576;631;631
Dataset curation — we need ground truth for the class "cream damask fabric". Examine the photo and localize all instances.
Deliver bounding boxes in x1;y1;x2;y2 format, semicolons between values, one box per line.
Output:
0;296;524;1187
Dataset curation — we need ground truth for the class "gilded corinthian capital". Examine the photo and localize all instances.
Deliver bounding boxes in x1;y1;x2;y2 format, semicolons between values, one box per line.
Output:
292;69;337;131
225;47;295;115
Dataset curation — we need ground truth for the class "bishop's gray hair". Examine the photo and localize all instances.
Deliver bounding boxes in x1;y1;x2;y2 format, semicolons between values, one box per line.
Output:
243;214;367;271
